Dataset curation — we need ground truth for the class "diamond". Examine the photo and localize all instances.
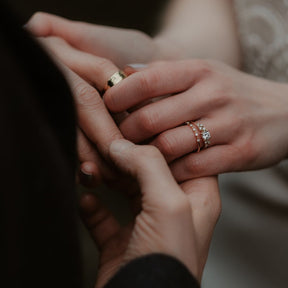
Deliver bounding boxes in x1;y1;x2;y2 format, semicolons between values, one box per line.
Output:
202;130;211;141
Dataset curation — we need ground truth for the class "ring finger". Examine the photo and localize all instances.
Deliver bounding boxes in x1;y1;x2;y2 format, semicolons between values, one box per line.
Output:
150;117;233;163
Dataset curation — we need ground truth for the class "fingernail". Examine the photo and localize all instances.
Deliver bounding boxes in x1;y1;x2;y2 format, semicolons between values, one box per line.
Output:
79;169;94;187
126;63;147;69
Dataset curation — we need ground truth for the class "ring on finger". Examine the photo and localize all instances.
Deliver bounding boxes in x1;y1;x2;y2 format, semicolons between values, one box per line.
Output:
196;122;211;148
185;121;211;151
104;70;127;92
185;121;201;152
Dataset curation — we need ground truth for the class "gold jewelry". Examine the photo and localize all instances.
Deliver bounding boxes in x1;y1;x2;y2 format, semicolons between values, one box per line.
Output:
196;123;211;149
105;70;127;90
185;121;201;152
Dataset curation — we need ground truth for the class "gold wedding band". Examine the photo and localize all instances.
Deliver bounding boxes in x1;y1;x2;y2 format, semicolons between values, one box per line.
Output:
105;70;127;91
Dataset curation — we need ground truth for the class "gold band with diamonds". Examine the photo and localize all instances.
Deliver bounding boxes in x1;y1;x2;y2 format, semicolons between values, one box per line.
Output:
196;122;211;149
186;121;201;152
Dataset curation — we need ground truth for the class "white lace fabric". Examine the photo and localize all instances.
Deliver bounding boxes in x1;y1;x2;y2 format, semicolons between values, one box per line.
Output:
234;0;288;82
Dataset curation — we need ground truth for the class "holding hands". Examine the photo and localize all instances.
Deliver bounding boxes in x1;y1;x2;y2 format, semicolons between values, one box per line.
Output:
26;12;288;184
25;13;221;286
104;60;288;180
80;139;220;287
25;10;288;286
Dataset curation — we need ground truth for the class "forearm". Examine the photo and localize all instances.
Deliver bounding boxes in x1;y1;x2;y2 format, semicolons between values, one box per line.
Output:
154;0;241;67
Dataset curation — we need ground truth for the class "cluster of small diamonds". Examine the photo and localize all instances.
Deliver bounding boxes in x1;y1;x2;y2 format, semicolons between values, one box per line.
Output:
196;123;211;148
186;121;201;152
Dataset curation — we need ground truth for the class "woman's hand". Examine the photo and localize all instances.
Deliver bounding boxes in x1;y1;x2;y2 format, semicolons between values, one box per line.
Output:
80;139;220;288
103;60;288;180
25;12;180;68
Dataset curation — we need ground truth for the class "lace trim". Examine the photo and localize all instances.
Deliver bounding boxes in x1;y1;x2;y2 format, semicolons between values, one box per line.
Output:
234;0;288;82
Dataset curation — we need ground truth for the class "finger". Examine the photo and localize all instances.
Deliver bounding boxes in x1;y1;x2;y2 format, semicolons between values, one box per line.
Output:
108;139;185;206
116;78;228;143
180;177;221;275
76;128;102;186
26;12;98;52
26;12;77;37
77;129;123;187
104;59;211;113
38;36;120;92
79;192;120;249
170;144;242;181
61;65;123;156
150;117;232;163
181;177;220;227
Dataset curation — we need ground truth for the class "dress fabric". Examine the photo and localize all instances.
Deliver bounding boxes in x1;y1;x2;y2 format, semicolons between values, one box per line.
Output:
202;1;288;288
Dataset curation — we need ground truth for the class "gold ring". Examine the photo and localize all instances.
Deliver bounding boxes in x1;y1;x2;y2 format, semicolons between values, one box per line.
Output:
185;121;211;151
185;121;201;152
105;70;127;90
196;122;211;149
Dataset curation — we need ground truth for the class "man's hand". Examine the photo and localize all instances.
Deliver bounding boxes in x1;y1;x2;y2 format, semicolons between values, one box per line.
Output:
80;139;221;288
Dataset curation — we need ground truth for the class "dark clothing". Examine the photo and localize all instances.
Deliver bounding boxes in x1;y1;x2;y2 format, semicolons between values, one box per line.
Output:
0;3;199;288
106;254;200;288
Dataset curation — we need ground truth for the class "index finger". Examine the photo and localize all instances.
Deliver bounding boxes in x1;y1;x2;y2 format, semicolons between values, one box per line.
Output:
63;65;123;156
104;59;209;113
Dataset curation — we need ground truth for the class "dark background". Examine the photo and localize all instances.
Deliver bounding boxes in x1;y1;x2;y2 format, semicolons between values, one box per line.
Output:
8;0;168;35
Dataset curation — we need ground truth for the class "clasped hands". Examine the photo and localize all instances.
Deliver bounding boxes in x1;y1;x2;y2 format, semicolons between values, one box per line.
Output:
26;12;288;288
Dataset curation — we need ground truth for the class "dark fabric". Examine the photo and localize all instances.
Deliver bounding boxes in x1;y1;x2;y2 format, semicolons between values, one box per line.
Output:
0;2;81;288
104;254;200;288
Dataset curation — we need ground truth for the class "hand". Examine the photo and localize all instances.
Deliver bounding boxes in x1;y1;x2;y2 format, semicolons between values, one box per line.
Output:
103;60;288;180
80;139;220;288
31;35;127;186
25;12;181;68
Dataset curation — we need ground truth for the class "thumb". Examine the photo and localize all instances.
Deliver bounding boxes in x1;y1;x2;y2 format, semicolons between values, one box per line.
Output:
109;139;183;206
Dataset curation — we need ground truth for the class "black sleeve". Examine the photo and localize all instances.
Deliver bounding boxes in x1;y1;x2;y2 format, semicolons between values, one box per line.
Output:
104;254;200;288
0;3;81;288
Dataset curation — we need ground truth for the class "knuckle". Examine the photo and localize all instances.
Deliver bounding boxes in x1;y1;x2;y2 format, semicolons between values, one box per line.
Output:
208;87;230;107
103;89;118;112
74;81;101;108
88;57;115;78
191;59;214;78
235;139;258;169
201;189;221;221
137;108;160;135
154;132;177;157
137;71;160;96
183;155;206;175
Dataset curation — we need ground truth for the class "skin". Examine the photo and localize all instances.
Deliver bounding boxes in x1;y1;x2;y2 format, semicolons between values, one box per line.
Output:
25;6;288;179
26;0;239;67
104;60;288;180
28;34;221;287
80;139;220;287
33;34;288;181
25;0;240;180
